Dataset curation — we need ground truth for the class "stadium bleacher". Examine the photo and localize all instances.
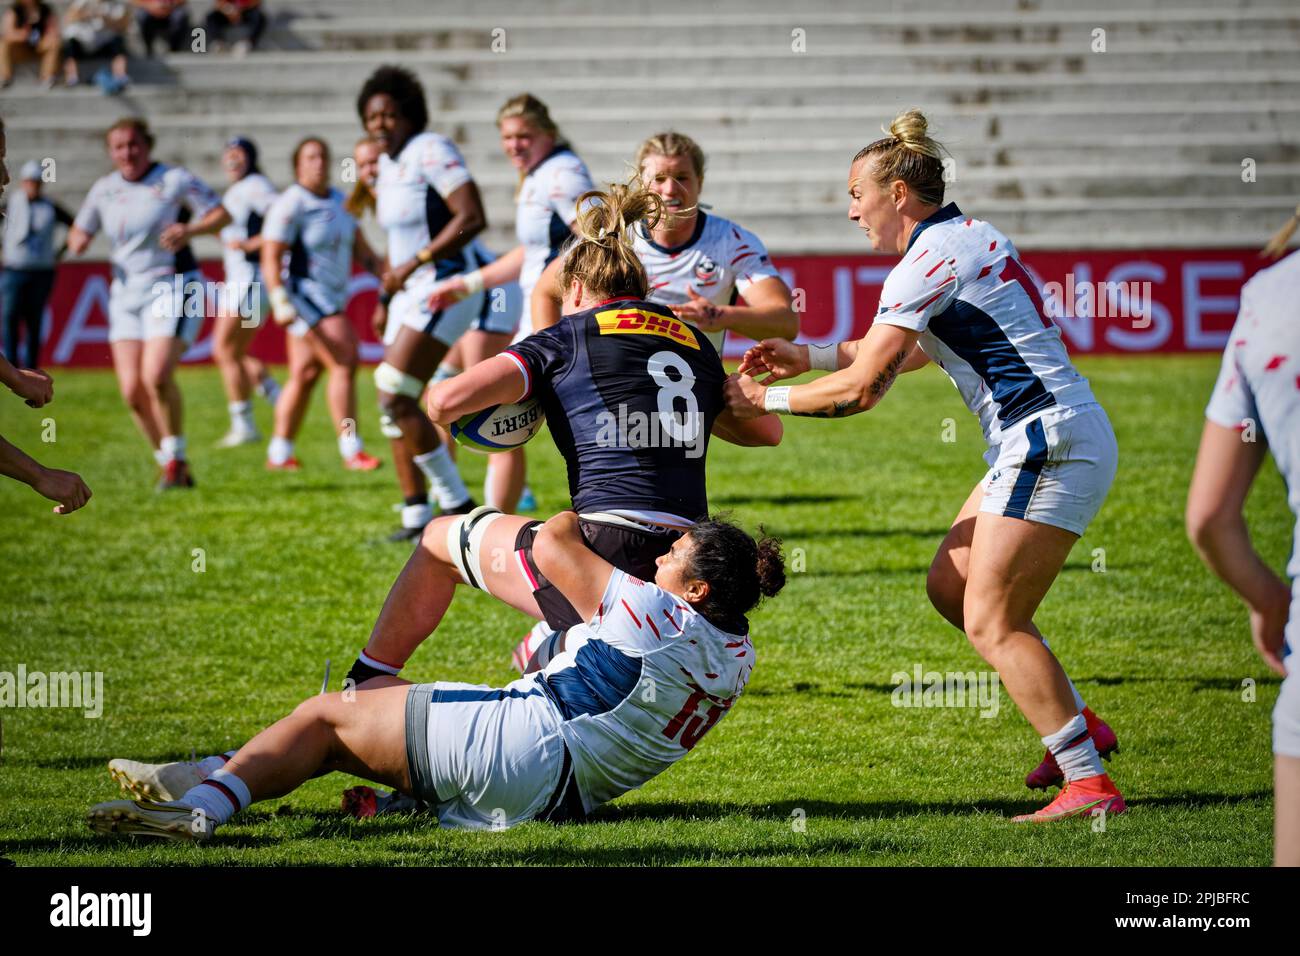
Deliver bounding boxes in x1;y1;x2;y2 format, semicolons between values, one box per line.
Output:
3;0;1297;258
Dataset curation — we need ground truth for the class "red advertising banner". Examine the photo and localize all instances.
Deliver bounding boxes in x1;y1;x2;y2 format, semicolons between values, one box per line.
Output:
17;249;1273;367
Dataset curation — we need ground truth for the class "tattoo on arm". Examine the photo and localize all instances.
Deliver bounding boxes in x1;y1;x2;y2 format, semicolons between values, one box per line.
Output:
794;398;860;419
792;348;910;418
869;349;910;398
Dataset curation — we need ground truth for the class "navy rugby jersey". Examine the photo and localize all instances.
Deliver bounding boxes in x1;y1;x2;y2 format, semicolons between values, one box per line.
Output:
504;297;725;520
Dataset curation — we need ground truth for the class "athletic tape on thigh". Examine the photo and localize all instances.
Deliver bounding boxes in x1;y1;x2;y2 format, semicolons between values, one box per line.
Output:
445;506;506;589
374;361;426;399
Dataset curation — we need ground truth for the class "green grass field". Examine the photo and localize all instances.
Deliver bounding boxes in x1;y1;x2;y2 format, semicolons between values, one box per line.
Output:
0;354;1290;866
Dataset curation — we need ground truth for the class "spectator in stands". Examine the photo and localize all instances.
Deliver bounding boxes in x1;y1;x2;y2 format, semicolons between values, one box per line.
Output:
60;0;130;90
2;160;72;369
0;0;60;89
204;0;264;56
133;0;189;56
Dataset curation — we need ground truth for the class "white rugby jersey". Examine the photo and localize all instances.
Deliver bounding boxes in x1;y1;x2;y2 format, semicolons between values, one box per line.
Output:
634;211;782;352
376;130;482;283
538;568;754;813
262;184;356;303
516;146;594;304
72;162;221;283
872;203;1096;450
1206;250;1300;580
219;172;277;284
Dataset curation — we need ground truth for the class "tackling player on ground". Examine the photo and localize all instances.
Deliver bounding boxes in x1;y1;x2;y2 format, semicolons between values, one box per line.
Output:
727;109;1125;822
90;510;784;838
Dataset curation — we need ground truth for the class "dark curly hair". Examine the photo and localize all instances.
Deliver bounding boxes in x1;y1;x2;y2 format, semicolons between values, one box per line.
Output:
683;516;785;632
356;65;429;133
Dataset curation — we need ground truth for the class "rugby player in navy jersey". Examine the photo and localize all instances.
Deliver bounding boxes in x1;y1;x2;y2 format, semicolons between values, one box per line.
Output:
341;178;782;690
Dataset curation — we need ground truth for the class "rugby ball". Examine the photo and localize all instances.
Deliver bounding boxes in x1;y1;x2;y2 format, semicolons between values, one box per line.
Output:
452;398;546;453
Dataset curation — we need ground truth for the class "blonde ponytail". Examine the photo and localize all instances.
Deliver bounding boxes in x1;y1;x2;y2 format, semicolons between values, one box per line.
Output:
559;178;665;301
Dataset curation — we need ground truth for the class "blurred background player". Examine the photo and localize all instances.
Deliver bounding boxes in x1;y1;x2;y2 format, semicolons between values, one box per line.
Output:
345;179;782;688
66;117;230;490
0;118;90;513
1187;228;1300;866
2;159;72;369
212;135;280;447
260;136;382;472
92;510;783;837
360;65;488;532
729;109;1124;822
531;131;798;351
427;93;595;514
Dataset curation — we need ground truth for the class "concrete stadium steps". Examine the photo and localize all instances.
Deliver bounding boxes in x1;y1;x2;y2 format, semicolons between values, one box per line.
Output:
2;0;1296;252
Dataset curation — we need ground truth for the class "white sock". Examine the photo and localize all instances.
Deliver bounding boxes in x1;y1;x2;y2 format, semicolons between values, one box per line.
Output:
196;750;237;777
1042;713;1104;782
177;768;251;826
338;431;363;460
401;501;433;529
153;447;168;467
413;445;471;509
267;435;294;465
229;400;255;432
160;434;186;462
357;648;402;676
1041;637;1087;711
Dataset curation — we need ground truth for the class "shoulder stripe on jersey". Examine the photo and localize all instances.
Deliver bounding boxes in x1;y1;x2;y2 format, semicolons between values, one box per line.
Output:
501;350;532;401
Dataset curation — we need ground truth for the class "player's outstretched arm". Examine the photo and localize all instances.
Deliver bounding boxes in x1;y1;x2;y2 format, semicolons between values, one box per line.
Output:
531;510;615;622
425;355;527;425
727;322;919;419
1186;420;1290;675
0;353;53;407
0;435;92;514
160;204;231;252
428;244;525;312
673;278;798;340
260;239;297;327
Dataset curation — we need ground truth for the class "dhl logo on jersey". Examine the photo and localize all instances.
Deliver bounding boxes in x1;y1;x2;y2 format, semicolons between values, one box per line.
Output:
594;308;700;349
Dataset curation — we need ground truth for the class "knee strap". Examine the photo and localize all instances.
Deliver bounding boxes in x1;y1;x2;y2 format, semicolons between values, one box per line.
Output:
374;361;425;399
378;412;403;440
445;505;505;590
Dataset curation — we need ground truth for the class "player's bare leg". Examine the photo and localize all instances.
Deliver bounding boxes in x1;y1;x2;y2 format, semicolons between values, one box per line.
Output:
90;682;413;842
309;315;377;469
1278;754;1300;866
142;335;193;488
267;334;320;468
110;340;163;453
960;512;1125;821
357;512;542;679
928;482;1117;789
212;309;266;445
